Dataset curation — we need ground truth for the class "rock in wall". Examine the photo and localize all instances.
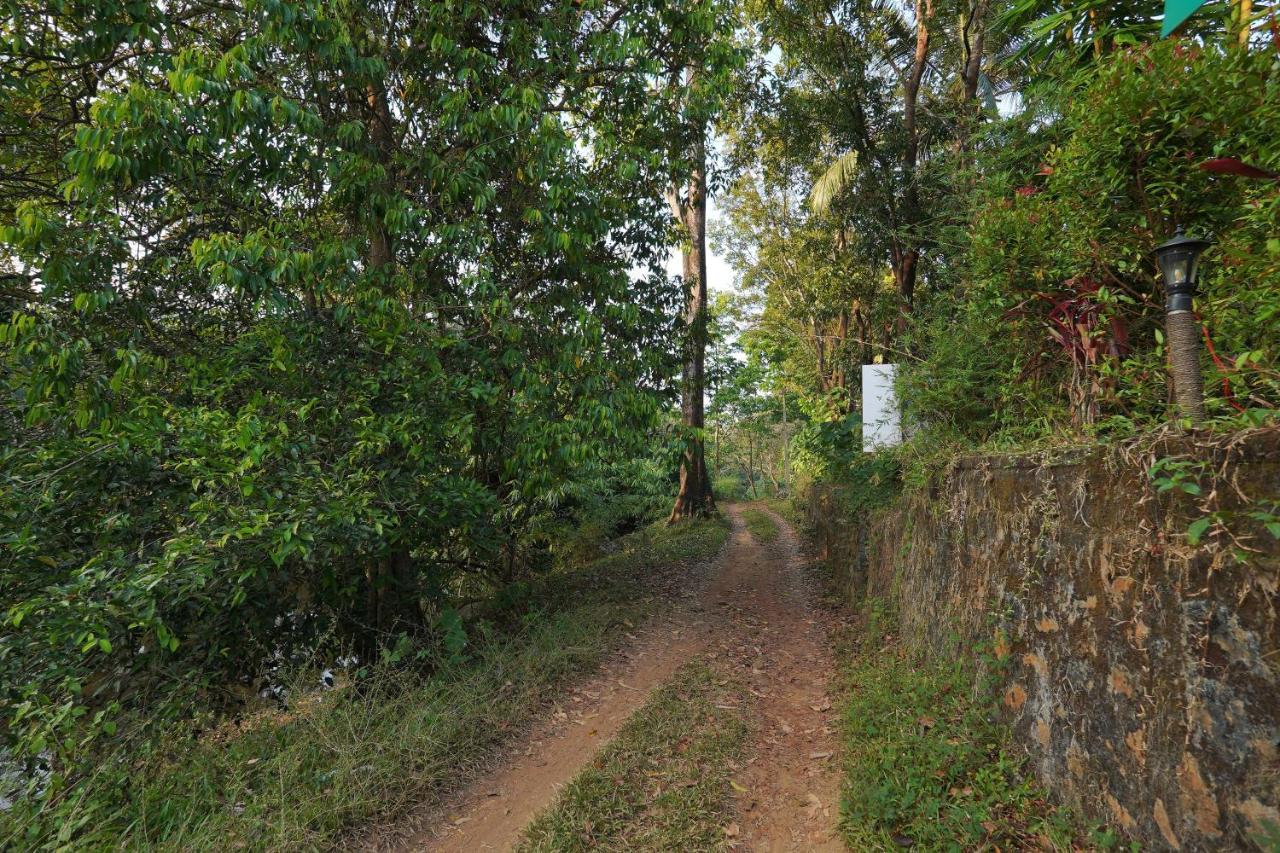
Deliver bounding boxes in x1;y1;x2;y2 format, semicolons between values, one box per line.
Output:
809;430;1280;851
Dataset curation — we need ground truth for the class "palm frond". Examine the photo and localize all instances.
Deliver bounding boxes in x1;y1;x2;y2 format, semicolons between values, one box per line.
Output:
809;151;860;214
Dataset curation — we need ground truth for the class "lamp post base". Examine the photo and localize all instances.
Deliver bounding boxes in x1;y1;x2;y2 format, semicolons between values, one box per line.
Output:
1166;309;1206;425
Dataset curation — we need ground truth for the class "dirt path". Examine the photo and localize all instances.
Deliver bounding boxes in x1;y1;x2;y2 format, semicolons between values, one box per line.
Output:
381;503;842;852
725;507;843;852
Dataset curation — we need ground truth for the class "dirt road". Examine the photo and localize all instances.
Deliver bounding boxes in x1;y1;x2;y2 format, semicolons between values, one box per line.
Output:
380;503;843;852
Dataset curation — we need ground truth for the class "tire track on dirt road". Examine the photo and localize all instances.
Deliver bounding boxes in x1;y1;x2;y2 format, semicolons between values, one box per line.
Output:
375;503;842;852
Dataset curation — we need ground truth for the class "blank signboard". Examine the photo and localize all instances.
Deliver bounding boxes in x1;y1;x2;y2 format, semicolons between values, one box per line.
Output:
862;363;901;451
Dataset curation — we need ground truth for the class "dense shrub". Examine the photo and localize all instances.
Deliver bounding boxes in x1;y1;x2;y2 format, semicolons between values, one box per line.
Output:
0;0;736;802
791;413;863;479
904;43;1280;446
711;472;750;501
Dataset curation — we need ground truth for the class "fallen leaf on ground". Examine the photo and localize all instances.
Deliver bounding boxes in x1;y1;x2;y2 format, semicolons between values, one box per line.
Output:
802;792;823;818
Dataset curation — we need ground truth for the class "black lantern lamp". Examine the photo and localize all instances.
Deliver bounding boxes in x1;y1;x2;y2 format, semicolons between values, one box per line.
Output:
1154;226;1213;312
1153;226;1213;424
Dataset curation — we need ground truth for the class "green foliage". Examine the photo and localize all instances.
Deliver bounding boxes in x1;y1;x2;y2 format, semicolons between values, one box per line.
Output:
713;171;897;426
808;150;861;214
537;456;676;567
762;496;806;530
904;42;1280;447
837;608;1104;851
800;441;901;522
519;662;748;852
721;0;1278;482
705;293;795;498
791;414;863;480
712;472;750;502
996;0;1250;74
0;517;731;850
0;0;740;812
1149;450;1280;557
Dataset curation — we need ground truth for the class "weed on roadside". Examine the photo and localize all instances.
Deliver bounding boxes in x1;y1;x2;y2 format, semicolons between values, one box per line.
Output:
2;518;731;851
835;603;1119;851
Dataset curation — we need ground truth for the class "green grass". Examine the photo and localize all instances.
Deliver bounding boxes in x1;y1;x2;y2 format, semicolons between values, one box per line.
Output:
763;496;805;530
740;506;779;543
712;473;750;503
836;603;1124;851
2;517;731;852
518;662;749;852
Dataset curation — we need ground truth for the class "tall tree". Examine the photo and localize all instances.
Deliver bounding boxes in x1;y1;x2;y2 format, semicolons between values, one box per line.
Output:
667;66;716;520
896;0;934;306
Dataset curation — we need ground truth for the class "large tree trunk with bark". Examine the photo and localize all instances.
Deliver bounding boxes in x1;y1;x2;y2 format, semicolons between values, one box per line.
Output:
896;0;932;309
668;112;715;522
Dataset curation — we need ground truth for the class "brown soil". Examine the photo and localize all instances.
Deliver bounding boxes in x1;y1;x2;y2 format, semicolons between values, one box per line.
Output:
376;503;843;852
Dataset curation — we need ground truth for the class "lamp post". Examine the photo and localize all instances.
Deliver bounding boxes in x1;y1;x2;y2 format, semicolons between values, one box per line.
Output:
1154;226;1213;425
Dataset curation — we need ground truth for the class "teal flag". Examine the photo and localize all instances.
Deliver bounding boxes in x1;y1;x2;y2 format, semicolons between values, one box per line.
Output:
1161;0;1209;36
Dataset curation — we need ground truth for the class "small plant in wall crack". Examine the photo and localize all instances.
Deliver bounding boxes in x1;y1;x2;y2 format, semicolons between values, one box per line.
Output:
1148;456;1280;559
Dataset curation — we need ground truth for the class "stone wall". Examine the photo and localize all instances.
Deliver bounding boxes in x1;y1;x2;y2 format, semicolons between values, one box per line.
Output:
809;430;1280;851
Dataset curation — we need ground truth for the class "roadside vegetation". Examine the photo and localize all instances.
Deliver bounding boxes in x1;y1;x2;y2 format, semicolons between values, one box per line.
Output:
762;498;805;531
519;661;748;852
0;0;739;831
835;603;1128;852
0;518;729;851
706;5;1278;502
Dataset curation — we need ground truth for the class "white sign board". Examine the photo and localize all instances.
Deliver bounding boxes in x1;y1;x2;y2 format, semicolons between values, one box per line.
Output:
862;363;901;452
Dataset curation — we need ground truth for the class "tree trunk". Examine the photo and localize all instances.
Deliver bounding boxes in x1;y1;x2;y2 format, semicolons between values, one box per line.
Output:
903;0;930;174
960;0;989;103
366;82;395;272
813;316;827;391
763;443;780;494
1237;0;1253;46
668;99;715;521
897;0;932;308
781;389;790;496
360;79;418;639
893;247;919;308
836;308;850;406
956;0;991;163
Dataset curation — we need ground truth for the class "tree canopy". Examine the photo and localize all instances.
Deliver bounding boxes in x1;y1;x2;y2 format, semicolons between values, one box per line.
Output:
1;0;738;803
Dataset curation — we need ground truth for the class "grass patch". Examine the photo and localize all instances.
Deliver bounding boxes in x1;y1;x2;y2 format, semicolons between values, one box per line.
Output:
762;496;805;530
740;506;779;544
712;473;750;503
519;662;749;852
837;603;1124;852
2;518;731;852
